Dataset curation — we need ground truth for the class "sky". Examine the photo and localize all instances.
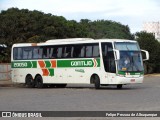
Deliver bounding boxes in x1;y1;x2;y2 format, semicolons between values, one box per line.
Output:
0;0;160;33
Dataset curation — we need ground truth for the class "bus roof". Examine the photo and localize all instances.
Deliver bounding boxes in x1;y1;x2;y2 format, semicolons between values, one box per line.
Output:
46;38;94;43
12;38;137;47
95;39;136;43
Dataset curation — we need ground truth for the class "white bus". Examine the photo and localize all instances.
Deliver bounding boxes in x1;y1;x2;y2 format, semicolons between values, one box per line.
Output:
11;38;149;89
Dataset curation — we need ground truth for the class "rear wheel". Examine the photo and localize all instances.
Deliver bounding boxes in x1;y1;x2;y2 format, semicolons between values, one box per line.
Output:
25;75;35;88
94;75;100;89
35;75;43;88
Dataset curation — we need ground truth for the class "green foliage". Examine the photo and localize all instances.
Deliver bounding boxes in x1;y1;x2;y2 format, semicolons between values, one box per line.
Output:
0;45;9;63
88;20;133;39
135;31;160;73
0;8;133;63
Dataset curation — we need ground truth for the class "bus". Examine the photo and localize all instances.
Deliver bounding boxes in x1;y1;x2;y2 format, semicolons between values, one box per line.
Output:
11;38;149;89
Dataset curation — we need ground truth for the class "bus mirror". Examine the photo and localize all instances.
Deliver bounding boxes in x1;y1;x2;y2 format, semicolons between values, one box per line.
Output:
113;49;120;60
141;49;149;61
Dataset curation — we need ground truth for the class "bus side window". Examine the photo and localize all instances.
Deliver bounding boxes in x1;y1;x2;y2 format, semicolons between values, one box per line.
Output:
73;45;81;58
13;48;18;60
38;48;43;59
22;48;27;59
13;47;23;60
64;46;72;58
22;47;32;59
49;47;54;58
86;46;92;57
33;48;39;59
43;47;50;59
51;47;58;58
57;47;63;58
32;47;42;59
93;45;99;57
71;47;74;58
80;46;85;57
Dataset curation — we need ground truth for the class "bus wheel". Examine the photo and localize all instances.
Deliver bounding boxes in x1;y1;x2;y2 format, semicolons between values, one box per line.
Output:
35;75;43;88
94;75;100;89
25;75;35;88
117;84;123;89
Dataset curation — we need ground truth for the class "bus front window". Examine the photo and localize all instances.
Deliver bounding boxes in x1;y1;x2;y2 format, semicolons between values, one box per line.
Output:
118;51;143;72
115;42;144;72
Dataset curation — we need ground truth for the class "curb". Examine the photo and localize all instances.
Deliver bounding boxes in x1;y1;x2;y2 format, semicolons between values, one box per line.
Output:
0;84;13;87
0;80;13;87
145;74;160;77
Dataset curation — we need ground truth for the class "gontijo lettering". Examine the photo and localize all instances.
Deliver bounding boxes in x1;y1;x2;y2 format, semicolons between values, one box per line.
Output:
71;61;92;67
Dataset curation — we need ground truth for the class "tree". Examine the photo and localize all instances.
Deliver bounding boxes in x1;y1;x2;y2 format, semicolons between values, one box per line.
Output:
0;44;8;63
0;7;134;63
79;19;134;39
135;31;160;73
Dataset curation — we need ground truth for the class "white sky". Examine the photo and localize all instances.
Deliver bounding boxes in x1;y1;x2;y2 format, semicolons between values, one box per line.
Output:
0;0;160;33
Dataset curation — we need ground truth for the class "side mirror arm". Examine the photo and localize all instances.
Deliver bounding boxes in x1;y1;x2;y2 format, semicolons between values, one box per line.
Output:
141;50;149;61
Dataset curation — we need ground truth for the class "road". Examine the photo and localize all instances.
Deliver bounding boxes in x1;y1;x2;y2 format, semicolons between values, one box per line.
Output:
0;76;160;119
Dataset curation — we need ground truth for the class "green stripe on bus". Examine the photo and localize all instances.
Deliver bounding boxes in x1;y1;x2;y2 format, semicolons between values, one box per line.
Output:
48;68;54;76
45;61;51;68
32;61;37;68
96;58;100;67
57;59;100;67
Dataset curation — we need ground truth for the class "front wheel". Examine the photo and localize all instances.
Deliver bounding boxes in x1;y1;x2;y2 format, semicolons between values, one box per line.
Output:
94;75;100;89
35;75;43;88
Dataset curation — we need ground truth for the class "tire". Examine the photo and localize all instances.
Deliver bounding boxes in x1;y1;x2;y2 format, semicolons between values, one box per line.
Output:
25;75;35;88
117;84;123;89
94;75;100;89
35;75;43;88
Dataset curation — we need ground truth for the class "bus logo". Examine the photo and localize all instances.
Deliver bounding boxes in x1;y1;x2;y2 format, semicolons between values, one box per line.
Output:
71;61;92;67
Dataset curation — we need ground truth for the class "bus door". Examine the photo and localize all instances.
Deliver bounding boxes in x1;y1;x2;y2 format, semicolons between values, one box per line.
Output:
101;43;116;84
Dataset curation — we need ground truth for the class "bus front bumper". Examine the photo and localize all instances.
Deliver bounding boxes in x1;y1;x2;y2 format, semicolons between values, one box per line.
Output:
116;76;144;84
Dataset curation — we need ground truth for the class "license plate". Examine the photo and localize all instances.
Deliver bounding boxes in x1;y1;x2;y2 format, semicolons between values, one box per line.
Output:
131;79;135;82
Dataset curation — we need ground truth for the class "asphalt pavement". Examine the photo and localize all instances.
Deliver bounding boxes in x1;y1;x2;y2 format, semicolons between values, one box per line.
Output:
0;75;160;120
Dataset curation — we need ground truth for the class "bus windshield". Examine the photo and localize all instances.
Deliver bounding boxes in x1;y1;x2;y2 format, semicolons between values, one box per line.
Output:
115;42;140;51
115;42;143;72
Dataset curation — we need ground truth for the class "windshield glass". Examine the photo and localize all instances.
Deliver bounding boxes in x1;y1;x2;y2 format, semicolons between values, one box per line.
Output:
118;51;143;72
115;42;143;72
115;42;140;51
